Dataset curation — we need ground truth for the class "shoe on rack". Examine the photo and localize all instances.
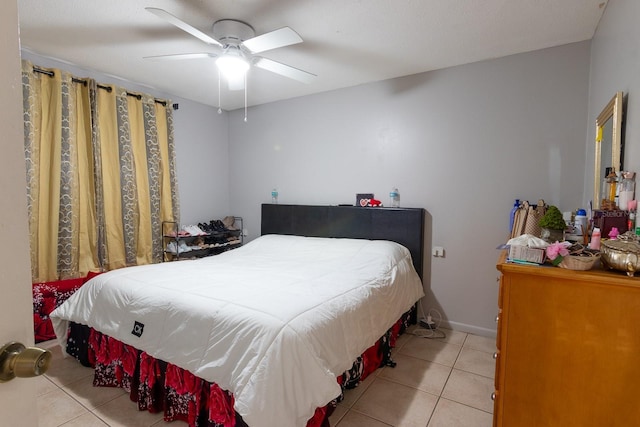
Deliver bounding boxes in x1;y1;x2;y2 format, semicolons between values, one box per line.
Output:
222;216;237;230
178;241;192;253
186;224;206;236
167;241;178;254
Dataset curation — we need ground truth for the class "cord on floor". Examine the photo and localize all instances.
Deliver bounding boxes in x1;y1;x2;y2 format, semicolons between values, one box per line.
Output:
412;327;447;339
412;301;447;339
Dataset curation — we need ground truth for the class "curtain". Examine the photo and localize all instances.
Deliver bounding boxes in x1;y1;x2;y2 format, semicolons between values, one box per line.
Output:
22;60;179;282
23;61;96;282
95;85;179;270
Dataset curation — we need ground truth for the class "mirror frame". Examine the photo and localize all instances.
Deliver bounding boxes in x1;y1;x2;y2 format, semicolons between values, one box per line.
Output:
593;91;623;209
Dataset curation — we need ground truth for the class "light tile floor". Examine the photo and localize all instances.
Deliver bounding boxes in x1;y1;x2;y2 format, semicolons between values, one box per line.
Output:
36;327;495;427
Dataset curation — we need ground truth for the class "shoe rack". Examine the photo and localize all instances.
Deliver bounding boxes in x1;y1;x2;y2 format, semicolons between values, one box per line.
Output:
162;217;243;262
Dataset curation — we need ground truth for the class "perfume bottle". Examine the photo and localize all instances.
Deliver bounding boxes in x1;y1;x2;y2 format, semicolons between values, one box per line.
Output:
601;168;617;209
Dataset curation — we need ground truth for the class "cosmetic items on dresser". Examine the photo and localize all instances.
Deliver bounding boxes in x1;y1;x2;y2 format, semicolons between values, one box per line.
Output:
574;209;588;236
589;227;601;250
601;168;618;210
619;171;636;211
592;209;628;237
628;200;637;232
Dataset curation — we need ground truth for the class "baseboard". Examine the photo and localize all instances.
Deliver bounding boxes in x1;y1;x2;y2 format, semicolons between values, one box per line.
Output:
440;320;497;338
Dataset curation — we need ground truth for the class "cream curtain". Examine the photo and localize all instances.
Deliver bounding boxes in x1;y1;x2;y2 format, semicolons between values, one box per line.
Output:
95;85;179;270
22;60;179;282
23;61;96;282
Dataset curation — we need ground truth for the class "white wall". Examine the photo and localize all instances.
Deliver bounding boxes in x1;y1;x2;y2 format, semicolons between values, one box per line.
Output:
228;41;591;335
19;51;231;225
585;0;640;202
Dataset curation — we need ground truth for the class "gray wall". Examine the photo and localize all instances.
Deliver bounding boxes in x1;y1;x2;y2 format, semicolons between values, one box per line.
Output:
22;37;598;336
228;41;592;335
585;0;640;202
20;51;231;226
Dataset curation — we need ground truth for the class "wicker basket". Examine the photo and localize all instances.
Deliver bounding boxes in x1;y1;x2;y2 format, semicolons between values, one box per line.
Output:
558;252;600;271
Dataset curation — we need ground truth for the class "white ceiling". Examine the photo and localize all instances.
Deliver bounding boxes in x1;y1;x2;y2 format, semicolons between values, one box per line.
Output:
18;0;607;110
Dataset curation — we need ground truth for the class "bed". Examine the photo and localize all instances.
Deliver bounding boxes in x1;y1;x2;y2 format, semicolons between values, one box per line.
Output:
51;204;426;427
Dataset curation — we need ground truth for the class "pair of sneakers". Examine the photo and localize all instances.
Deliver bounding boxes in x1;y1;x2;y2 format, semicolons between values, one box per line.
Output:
181;224;207;236
166;240;193;254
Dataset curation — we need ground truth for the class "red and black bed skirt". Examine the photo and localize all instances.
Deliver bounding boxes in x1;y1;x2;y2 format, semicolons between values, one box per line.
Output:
63;306;415;427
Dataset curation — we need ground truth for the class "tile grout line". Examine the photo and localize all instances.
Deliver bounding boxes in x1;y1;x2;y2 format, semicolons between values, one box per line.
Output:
425;331;467;427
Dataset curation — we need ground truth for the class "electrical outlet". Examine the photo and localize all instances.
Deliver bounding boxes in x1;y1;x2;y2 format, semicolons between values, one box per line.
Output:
432;246;445;257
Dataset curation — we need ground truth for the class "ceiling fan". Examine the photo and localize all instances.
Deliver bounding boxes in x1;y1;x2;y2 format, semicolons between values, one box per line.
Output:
145;7;316;91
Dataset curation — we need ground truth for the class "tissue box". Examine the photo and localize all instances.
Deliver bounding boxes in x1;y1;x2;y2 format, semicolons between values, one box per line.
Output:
508;245;545;264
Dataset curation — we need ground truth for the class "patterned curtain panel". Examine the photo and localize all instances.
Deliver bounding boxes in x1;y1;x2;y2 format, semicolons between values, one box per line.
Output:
95;85;179;270
22;60;179;282
22;61;97;282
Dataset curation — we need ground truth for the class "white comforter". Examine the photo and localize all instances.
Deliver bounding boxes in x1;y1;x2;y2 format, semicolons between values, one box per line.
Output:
51;235;424;427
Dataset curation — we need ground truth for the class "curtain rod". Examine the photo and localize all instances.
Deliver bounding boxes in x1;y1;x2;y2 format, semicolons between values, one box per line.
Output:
32;66;169;107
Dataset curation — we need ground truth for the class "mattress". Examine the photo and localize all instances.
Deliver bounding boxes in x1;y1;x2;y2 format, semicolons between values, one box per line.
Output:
51;234;424;427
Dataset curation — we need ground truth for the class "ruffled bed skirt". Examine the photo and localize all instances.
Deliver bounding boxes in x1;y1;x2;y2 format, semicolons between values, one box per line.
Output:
64;306;415;427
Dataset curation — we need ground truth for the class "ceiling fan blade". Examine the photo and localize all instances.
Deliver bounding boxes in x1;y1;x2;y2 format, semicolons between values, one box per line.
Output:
253;57;316;84
241;27;302;54
146;7;222;47
143;53;218;61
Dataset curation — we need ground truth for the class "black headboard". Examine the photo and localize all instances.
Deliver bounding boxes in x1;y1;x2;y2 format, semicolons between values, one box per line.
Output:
261;204;425;280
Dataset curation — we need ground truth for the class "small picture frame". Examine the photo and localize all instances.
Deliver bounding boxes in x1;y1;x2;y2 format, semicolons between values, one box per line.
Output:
356;193;375;207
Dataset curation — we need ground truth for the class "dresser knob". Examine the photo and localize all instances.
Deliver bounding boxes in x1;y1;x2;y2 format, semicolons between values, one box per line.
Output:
491;392;496;401
493;352;498;359
495;315;500;323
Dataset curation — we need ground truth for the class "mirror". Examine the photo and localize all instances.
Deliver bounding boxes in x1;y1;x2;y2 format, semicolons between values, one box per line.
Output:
593;91;624;209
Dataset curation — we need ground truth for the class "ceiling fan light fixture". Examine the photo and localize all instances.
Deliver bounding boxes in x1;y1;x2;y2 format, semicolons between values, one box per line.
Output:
216;53;250;79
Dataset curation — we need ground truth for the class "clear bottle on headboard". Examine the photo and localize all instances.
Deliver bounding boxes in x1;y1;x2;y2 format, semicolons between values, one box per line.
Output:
389;188;400;208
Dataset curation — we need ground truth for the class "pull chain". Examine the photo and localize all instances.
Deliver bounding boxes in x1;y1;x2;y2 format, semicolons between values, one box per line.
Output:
217;71;222;114
244;72;248;122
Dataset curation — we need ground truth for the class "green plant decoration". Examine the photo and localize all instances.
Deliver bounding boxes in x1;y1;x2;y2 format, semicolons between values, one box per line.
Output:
538;205;566;230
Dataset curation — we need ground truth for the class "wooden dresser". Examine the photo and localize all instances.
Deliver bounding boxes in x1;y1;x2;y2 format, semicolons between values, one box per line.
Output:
494;253;640;426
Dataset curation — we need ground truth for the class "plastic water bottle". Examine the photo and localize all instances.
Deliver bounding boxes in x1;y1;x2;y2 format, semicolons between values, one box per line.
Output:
509;199;520;232
271;188;278;204
389;188;400;208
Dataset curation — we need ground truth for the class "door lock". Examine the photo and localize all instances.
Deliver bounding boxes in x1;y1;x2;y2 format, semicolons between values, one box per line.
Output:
0;342;52;383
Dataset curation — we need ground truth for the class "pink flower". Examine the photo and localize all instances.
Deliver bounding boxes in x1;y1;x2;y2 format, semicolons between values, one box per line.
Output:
546;241;569;266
